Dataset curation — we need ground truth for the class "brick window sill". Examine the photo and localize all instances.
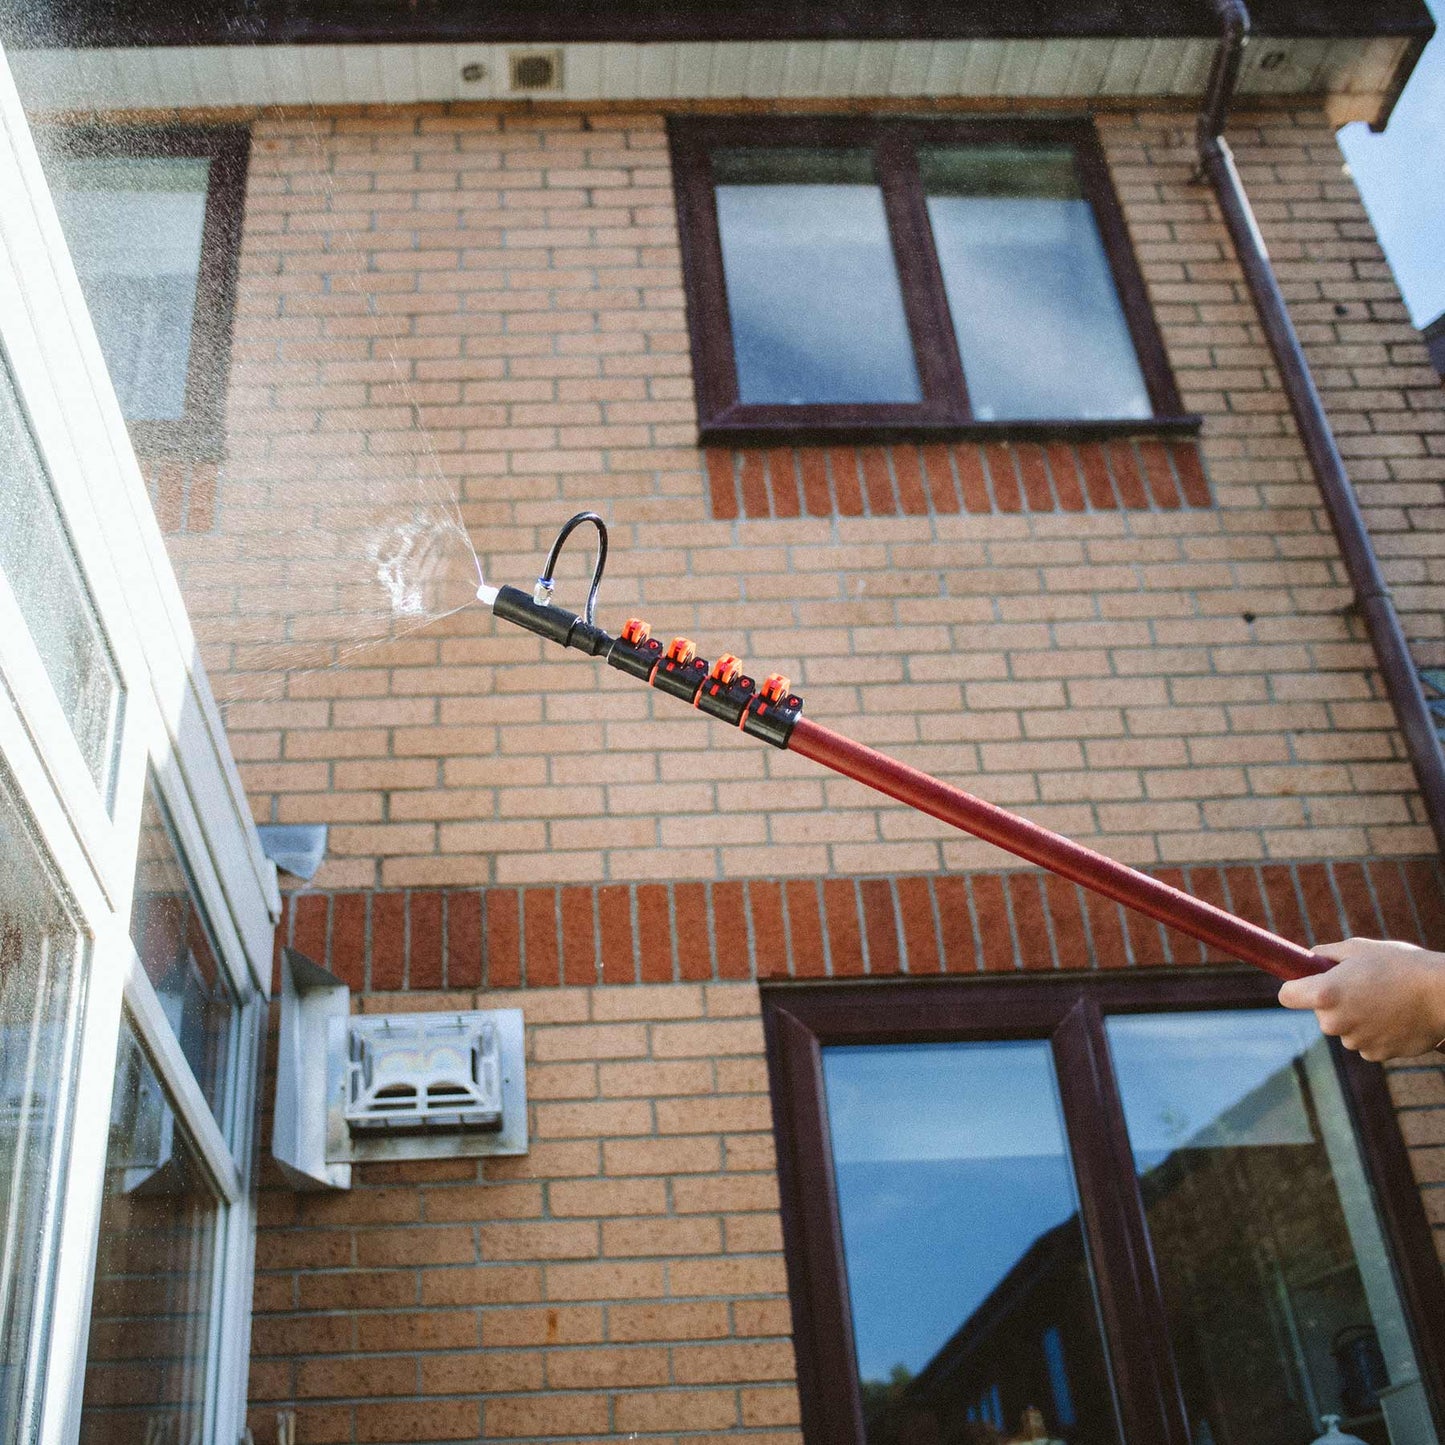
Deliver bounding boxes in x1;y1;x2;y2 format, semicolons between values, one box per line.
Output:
698;414;1203;448
705;433;1213;521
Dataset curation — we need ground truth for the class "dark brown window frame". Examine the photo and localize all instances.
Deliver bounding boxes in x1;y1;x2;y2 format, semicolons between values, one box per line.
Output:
762;971;1445;1445
45;123;250;462
671;115;1195;446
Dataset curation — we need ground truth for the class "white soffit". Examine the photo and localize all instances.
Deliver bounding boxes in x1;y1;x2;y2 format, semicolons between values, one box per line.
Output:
8;34;1411;116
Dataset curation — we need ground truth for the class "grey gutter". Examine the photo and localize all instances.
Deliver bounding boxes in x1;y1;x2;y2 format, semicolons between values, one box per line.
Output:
1197;0;1445;856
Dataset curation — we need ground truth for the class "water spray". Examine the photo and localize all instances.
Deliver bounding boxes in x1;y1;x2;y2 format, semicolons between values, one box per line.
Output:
484;513;1326;983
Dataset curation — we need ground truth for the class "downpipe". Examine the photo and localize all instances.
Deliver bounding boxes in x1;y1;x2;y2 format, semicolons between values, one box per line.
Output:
1196;0;1445;855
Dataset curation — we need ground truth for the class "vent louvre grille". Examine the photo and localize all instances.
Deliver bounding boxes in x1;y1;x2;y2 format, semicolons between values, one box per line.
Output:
509;50;563;91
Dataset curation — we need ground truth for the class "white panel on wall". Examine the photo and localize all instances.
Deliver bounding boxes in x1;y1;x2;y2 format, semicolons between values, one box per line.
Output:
781;40;826;97
708;42;750;98
15;50;73;109
299;45;347;105
851;42;896;96
1063;40;1112;97
923;40;968;94
744;42;787;99
563;42;603;101
959;40;1007;96
1135;37;1179;95
888;41;934;97
224;47;272;106
414;44;462;102
669;43;710;98
1100;38;1150;94
636;44;676;100
1028;40;1076;97
1172;39;1216;95
817;39;862;96
6;35;1404;115
338;45;382;103
259;46;308;105
1348;37;1406;96
373;45;420;104
186;47;244;107
600;42;641;101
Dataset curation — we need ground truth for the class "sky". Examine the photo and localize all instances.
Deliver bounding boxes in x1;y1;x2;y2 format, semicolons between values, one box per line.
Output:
1337;0;1445;328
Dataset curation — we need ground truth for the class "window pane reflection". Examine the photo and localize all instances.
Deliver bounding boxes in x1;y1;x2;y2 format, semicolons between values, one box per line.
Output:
713;147;922;406
49;156;211;423
921;145;1151;422
79;1024;219;1445
0;348;124;797
823;1041;1118;1444
1107;1011;1439;1445
131;777;236;1133
0;768;85;1445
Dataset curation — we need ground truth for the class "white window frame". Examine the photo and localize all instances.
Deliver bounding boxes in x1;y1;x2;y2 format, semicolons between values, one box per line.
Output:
0;35;279;1445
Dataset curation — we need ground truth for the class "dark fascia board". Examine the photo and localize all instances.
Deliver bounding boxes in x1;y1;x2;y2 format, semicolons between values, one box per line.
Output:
0;0;1435;49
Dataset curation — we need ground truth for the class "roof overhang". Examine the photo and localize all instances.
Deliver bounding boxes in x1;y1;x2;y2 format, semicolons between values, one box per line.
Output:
1;0;1434;49
1;0;1433;130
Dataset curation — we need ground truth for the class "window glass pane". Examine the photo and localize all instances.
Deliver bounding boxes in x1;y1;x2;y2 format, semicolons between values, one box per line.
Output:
0;767;86;1445
131;776;237;1134
79;1021;220;1445
921;145;1152;421
49;156;210;422
822;1041;1119;1444
713;147;922;406
1107;1011;1438;1445
0;348;124;798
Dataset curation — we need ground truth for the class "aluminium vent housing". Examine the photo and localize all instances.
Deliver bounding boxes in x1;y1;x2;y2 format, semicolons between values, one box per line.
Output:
508;50;563;92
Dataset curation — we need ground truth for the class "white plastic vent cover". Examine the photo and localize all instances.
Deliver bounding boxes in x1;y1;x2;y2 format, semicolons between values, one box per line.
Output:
345;1015;502;1133
272;949;527;1190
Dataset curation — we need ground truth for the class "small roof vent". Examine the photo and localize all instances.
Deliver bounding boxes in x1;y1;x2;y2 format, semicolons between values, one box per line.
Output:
508;50;563;93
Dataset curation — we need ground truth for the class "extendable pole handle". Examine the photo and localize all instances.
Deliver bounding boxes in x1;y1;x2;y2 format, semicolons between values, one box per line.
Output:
786;718;1325;982
488;536;1323;984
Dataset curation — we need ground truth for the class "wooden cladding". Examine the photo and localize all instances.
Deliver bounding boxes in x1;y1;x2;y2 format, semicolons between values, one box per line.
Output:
704;436;1212;520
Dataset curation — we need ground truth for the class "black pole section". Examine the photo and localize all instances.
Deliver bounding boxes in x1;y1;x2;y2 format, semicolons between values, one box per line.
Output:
1197;0;1445;856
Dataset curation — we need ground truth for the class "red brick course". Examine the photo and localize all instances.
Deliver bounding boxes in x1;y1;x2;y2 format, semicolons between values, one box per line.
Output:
274;856;1445;990
703;438;1212;521
255;857;1445;1445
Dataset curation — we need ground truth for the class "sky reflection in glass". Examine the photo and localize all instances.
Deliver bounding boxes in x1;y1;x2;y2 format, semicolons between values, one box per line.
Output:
923;145;1151;421
50;156;210;421
1106;1011;1437;1445
823;1041;1084;1382
713;147;921;406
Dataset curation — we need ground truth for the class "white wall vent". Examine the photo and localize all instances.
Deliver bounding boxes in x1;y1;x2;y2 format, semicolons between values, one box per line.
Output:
508;50;563;92
345;1015;502;1134
272;949;527;1190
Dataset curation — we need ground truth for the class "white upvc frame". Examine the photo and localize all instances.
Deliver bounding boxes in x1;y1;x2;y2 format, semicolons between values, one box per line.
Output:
0;33;279;1445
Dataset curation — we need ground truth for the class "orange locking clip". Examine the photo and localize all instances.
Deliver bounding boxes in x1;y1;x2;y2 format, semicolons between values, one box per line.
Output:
760;673;791;704
621;618;651;645
709;654;742;686
666;637;696;666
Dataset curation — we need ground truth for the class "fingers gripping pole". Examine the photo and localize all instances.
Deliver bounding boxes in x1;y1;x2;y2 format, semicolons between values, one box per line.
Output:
786;717;1324;983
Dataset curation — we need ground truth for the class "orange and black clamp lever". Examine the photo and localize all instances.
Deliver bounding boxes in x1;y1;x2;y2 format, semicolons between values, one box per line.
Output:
488;515;1325;984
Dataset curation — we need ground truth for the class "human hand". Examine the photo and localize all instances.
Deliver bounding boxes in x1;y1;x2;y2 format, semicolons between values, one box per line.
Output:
1277;937;1445;1062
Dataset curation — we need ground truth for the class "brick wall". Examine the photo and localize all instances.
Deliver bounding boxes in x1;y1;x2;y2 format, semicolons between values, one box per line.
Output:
132;94;1445;1445
251;981;800;1445
151;101;1445;893
249;858;1445;1445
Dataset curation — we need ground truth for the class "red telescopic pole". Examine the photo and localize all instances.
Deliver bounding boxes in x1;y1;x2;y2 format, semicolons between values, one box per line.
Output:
488;547;1329;986
786;717;1325;983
